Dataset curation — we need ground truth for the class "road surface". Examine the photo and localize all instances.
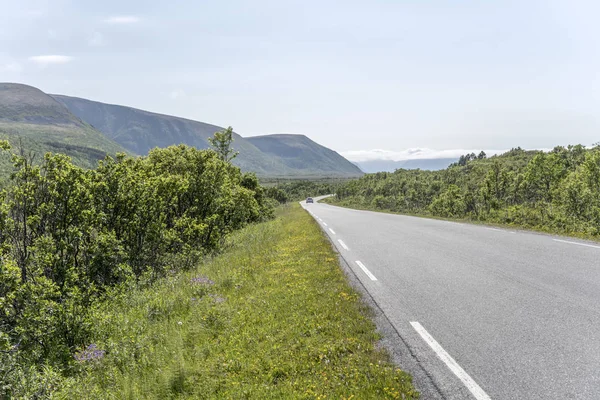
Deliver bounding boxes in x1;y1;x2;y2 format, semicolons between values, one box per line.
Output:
302;197;600;399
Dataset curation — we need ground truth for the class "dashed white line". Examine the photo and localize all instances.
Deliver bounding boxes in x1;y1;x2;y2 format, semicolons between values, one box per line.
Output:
337;239;349;250
323;222;328;226
410;322;491;400
355;261;377;281
553;239;600;249
329;228;336;235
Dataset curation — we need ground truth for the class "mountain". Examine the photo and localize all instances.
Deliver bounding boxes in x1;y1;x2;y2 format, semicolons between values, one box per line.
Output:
246;134;363;177
0;83;130;172
53;94;363;177
353;158;457;173
51;94;292;175
0;83;362;178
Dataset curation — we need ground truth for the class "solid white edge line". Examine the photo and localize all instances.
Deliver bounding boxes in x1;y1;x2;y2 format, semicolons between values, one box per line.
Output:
553;239;600;249
355;260;377;281
485;227;516;234
410;322;491;400
329;228;336;235
337;239;349;250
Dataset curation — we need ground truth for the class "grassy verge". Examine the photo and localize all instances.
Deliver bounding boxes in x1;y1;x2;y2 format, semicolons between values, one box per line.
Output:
321;197;600;243
56;204;418;399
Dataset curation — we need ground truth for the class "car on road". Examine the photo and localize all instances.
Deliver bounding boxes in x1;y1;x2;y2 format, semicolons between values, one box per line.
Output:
306;197;314;203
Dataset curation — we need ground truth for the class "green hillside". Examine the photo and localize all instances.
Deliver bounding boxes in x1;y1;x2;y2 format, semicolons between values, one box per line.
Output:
0;84;366;178
246;134;363;177
53;95;363;178
52;95;295;176
0;83;130;176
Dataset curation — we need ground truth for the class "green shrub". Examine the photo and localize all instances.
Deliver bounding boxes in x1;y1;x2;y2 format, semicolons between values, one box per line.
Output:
0;141;274;397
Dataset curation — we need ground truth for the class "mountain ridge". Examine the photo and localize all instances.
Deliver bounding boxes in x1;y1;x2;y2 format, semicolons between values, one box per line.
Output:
1;82;364;178
0;83;131;172
52;93;363;177
246;134;363;177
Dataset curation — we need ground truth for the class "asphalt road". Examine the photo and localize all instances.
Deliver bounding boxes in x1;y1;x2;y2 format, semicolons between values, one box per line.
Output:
302;197;600;400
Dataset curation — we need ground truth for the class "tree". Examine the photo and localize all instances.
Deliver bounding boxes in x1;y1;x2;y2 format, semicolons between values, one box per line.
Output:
208;126;239;163
429;185;466;218
481;160;510;209
524;152;564;204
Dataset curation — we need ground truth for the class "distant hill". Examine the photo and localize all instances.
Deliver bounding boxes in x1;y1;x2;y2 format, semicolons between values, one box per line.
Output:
246;134;364;177
0;83;363;178
0;83;81;125
53;94;363;177
353;158;457;172
0;83;130;173
51;95;292;175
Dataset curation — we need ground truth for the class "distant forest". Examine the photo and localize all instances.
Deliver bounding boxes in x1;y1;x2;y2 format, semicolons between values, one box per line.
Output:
326;144;600;237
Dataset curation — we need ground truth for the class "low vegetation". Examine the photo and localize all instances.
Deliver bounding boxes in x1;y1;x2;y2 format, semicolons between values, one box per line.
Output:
0;132;416;398
2;202;417;398
57;205;416;399
0;139;274;397
325;145;600;238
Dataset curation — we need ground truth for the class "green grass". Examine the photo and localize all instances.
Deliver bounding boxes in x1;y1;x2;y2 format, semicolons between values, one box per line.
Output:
56;204;418;399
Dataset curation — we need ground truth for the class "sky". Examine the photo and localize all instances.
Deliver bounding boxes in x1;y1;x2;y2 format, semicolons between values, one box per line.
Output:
1;0;599;162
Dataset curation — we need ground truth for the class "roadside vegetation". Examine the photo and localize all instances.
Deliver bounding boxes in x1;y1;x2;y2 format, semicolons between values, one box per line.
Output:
0;132;275;397
0;130;417;399
52;205;417;399
262;179;344;204
325;144;600;239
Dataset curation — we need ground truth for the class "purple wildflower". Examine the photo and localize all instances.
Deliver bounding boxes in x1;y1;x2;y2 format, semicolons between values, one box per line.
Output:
191;276;214;285
209;294;226;303
74;344;105;362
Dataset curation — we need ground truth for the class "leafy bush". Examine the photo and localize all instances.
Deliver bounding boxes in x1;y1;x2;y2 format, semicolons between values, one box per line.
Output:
328;144;600;238
0;141;273;397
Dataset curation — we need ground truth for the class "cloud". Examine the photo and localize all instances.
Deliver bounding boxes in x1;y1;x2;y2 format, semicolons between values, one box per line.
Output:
169;89;186;100
104;16;140;24
29;55;73;66
341;148;508;162
89;31;104;47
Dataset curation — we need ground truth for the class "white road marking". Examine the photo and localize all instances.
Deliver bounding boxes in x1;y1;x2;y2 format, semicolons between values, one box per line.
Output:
553;239;600;250
410;322;491;400
355;261;377;281
323;222;328;226
485;227;516;234
337;239;349;250
329;228;336;235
